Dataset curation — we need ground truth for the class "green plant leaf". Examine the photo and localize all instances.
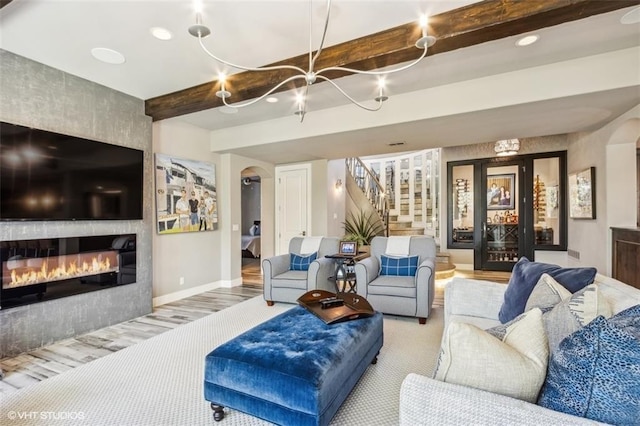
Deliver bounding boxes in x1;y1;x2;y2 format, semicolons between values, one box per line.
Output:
342;210;384;245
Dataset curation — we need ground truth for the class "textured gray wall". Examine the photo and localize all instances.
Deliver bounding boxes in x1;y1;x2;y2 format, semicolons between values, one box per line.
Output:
0;50;153;357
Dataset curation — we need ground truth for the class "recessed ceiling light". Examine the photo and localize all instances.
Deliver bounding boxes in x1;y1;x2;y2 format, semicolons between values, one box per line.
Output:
515;34;539;47
621;7;640;24
150;27;173;41
266;97;279;103
91;47;125;64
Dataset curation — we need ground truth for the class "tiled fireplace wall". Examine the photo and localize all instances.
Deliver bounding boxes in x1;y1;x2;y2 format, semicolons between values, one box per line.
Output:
0;50;153;357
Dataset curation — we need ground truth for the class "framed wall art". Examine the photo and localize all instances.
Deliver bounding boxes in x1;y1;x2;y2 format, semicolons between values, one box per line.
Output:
487;173;515;210
569;167;596;219
155;153;218;234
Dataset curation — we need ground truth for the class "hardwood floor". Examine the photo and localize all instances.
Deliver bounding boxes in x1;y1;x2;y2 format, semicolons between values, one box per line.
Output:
0;285;261;395
0;258;508;395
241;257;263;288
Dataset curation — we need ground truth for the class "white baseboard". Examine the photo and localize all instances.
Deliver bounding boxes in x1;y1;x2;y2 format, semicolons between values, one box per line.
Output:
152;278;243;307
218;277;243;288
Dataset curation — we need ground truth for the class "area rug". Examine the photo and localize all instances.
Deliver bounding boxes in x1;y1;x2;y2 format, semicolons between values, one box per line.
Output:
0;297;444;425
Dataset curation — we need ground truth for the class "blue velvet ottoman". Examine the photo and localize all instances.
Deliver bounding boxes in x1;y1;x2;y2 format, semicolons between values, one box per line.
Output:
204;305;383;425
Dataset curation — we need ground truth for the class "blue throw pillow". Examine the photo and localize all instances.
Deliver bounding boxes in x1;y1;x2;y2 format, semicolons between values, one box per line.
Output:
538;304;640;424
290;252;317;271
498;257;597;323
380;255;419;276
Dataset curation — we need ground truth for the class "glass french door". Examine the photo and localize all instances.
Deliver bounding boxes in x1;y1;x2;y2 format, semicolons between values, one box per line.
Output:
480;161;525;271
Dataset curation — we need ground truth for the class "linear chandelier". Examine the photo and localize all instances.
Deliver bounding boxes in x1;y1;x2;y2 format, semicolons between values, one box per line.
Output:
188;0;436;122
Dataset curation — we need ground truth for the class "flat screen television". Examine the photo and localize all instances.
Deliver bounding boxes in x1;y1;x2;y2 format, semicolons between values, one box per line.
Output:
0;121;144;221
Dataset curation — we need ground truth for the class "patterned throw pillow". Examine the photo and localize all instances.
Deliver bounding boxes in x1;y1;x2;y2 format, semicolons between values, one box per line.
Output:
380;255;419;276
538;305;640;425
525;274;611;352
434;308;548;403
290;252;317;271
498;257;597;323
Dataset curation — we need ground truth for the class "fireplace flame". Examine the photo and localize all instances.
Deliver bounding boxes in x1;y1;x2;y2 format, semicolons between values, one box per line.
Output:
6;253;117;289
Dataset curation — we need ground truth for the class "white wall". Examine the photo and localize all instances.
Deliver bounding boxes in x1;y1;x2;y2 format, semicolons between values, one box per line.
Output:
327;159;347;237
567;104;640;274
152;126;277;304
311;159;329;236
152;121;222;302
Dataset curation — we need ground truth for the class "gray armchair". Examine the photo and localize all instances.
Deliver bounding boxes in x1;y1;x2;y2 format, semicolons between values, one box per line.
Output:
354;236;436;324
262;237;340;305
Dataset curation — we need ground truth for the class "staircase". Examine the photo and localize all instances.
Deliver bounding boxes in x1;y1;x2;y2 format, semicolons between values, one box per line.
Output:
387;181;425;236
345;157;389;235
346;154;456;279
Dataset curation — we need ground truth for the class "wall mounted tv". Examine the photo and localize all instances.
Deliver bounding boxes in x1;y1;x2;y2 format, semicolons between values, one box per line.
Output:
0;121;144;221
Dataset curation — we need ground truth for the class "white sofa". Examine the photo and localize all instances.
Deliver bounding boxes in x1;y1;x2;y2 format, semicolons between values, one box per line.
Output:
399;273;640;425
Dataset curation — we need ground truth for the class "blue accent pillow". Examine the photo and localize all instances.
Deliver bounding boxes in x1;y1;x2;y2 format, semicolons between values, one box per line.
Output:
538;304;640;424
290;252;317;271
380;255;419;276
498;257;597;323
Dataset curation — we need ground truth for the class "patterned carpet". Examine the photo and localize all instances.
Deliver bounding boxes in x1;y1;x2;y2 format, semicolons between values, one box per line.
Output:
0;297;444;426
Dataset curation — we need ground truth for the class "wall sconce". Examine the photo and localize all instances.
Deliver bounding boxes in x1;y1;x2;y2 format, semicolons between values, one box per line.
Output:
335;179;343;191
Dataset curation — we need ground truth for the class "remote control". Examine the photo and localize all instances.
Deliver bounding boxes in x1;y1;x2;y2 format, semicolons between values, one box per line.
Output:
320;298;344;309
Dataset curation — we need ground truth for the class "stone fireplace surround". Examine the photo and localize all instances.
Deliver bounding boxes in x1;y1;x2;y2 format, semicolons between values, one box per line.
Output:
0;50;153;357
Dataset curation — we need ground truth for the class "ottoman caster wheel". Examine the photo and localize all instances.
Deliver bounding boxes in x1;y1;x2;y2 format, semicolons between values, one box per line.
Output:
210;403;225;421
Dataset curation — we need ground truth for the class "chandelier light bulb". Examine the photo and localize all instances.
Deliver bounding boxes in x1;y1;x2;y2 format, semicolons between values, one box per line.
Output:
375;76;388;102
419;14;429;30
215;73;231;99
415;13;436;49
194;0;203;15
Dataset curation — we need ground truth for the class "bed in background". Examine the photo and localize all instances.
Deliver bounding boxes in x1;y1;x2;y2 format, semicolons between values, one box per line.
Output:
241;235;261;258
241;221;261;258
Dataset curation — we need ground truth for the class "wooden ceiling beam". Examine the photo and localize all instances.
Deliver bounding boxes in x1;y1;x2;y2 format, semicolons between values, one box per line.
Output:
145;0;637;121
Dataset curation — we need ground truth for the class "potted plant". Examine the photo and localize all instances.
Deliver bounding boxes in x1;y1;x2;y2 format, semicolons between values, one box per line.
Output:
343;210;385;255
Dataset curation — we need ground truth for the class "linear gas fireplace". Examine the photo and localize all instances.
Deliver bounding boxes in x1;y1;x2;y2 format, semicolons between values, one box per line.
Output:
0;234;136;309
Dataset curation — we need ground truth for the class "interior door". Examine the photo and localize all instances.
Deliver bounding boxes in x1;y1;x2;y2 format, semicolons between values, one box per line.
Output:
275;164;310;254
479;161;524;271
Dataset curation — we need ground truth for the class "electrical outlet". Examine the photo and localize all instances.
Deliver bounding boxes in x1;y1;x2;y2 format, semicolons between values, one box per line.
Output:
179;277;185;286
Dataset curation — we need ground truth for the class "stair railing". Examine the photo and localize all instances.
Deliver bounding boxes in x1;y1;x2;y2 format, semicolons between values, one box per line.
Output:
345;158;389;236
